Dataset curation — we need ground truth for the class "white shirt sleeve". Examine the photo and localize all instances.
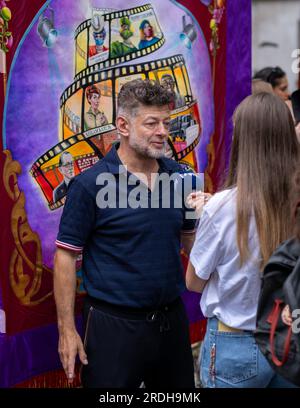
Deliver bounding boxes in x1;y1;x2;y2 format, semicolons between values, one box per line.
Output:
189;208;223;280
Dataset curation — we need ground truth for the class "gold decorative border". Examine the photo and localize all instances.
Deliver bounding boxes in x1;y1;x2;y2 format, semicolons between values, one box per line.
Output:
3;150;53;306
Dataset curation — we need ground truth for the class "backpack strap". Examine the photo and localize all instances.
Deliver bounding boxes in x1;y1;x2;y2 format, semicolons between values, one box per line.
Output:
269;299;292;367
284;248;300;312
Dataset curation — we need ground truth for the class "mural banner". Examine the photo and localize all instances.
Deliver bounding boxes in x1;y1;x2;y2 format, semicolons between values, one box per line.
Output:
0;0;251;387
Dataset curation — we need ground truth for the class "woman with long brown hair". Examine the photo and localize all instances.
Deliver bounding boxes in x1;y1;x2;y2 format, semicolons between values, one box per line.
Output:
186;92;300;388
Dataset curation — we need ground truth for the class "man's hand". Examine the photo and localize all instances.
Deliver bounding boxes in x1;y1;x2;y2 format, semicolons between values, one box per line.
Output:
58;327;88;382
54;248;88;382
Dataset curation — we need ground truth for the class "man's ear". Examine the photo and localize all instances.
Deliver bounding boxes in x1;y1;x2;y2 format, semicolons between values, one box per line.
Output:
116;115;130;138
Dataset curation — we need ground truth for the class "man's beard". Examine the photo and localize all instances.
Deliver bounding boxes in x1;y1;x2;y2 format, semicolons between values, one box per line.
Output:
129;129;166;159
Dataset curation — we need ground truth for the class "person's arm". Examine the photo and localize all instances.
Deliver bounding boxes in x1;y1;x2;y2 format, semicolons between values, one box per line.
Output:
54;248;88;382
181;191;212;255
54;177;96;381
186;260;208;293
186;193;223;294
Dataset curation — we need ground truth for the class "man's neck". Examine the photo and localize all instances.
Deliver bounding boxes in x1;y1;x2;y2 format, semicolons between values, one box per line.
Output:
117;144;159;175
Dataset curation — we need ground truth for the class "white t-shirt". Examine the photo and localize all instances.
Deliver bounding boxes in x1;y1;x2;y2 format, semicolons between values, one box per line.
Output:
190;188;262;330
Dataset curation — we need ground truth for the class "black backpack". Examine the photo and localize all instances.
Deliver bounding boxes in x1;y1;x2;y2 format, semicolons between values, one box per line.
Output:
254;238;300;386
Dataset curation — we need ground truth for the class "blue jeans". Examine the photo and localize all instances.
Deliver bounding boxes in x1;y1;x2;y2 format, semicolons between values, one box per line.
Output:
199;318;298;388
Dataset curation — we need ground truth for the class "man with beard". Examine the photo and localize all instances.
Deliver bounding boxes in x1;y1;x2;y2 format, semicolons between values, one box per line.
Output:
111;16;138;58
54;79;200;387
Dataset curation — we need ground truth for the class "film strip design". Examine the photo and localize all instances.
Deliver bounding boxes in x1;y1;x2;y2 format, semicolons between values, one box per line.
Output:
32;49;201;210
74;5;154;38
64;105;81;134
61;55;187;106
59;53;199;152
74;4;165;78
30;129;119;210
75;38;165;82
174;133;201;161
32;134;90;169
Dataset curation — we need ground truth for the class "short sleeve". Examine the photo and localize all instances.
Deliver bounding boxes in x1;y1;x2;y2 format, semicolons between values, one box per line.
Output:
55;177;96;253
189;208;223;280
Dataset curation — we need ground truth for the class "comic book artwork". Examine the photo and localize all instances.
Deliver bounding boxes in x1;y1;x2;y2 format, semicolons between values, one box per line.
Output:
27;3;209;211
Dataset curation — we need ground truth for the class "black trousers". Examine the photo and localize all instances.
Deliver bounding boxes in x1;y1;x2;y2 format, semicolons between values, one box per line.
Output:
80;296;195;388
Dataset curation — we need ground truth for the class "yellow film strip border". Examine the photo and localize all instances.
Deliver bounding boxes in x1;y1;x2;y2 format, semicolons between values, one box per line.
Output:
31;125;117;171
31;133;87;170
105;4;152;21
61;54;185;107
74;38;166;83
175;134;201;161
74;4;153;38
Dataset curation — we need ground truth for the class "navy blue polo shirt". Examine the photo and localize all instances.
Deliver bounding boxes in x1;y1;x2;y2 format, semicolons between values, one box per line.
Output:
56;144;196;308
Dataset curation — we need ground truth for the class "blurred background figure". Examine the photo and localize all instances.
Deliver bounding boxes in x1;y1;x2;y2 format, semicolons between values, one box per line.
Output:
252;78;273;94
253;66;290;101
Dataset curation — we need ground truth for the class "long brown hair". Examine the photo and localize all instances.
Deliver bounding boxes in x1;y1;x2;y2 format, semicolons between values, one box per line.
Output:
225;92;300;268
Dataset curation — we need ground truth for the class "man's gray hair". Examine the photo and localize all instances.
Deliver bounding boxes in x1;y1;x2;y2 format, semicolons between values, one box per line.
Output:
117;79;174;116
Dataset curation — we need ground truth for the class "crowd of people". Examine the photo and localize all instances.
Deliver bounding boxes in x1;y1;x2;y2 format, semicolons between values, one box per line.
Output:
53;73;300;388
